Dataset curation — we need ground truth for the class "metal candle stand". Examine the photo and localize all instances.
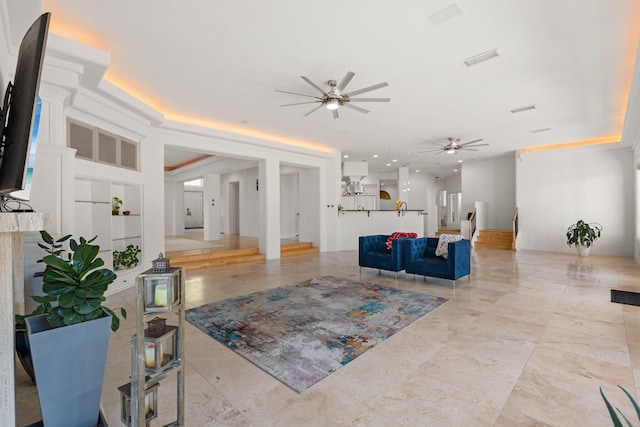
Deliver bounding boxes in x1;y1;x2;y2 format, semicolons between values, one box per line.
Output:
118;254;185;426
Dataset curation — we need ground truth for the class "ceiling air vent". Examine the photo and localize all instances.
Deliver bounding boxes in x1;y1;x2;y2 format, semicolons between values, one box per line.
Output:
531;128;551;133
428;3;463;25
511;105;536;114
463;49;500;67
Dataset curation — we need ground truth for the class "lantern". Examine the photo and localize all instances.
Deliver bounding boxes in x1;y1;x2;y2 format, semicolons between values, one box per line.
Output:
139;317;178;374
138;263;182;312
118;381;159;426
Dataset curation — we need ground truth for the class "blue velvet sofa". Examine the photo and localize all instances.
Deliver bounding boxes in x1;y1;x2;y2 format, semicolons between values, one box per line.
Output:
404;237;471;285
359;234;414;278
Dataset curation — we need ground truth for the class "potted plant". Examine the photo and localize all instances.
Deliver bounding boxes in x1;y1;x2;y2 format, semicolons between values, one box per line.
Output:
112;196;123;215
25;232;126;426
600;385;640;425
113;244;142;270
566;219;602;256
15;230;70;382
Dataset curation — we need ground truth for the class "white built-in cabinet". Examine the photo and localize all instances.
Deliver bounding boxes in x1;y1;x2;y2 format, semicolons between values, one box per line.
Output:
74;176;143;294
69;118;144;294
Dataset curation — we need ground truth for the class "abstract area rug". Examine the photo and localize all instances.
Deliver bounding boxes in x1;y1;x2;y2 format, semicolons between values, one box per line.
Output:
185;275;448;393
611;289;640;307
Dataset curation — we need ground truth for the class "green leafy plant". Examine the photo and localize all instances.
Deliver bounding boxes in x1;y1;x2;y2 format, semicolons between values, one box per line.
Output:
112;196;123;215
566;219;602;248
113;244;141;270
42;234;126;332
15;231;71;331
600;385;640;426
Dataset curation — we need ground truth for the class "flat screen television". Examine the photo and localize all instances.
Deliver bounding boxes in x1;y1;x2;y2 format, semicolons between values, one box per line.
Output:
0;12;50;206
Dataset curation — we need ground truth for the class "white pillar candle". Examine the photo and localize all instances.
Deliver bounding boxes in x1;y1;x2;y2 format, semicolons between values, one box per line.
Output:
154;283;168;307
144;343;155;368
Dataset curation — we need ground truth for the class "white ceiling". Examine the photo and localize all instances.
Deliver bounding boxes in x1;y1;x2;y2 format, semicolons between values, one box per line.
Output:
36;1;640;176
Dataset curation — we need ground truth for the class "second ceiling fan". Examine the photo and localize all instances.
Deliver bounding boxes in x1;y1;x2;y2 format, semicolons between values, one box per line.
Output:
276;71;389;119
420;137;489;155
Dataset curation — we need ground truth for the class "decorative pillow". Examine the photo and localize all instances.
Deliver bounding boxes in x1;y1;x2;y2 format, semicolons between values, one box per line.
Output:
385;232;418;250
435;233;463;259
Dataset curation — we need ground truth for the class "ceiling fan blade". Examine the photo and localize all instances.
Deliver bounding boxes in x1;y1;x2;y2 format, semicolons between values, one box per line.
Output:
342;103;370;114
304;104;325;116
462;143;489;148
460;148;479;151
280;101;321;107
275;89;319;99
458;139;484;146
337;71;355;92
301;76;328;95
349;98;390;102
346;82;389;97
332;109;339;119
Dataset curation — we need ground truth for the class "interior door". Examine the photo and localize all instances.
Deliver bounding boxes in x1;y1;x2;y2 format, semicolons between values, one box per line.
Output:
184;191;203;228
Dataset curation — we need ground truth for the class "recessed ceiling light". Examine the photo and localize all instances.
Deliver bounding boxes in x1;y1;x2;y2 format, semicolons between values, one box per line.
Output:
373;154;379;158
457;159;463;163
463;49;500;67
343;154;349;158
511;105;536;114
415;169;420;173
453;169;459;172
392;159;397;162
386;163;391;166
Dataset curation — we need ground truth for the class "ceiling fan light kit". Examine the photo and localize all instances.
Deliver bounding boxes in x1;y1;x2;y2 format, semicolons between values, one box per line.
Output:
276;71;389;119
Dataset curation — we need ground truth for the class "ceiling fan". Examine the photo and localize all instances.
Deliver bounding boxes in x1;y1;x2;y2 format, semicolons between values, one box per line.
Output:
420;137;489;155
276;71;389;119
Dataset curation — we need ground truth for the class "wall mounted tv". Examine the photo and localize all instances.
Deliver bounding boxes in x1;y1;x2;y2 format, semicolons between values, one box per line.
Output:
0;12;50;206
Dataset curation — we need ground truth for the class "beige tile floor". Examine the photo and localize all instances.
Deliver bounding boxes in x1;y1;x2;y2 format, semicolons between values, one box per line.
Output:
16;247;640;426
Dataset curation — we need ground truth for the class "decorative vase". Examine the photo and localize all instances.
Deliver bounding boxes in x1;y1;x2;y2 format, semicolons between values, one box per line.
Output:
577;245;590;257
26;313;112;426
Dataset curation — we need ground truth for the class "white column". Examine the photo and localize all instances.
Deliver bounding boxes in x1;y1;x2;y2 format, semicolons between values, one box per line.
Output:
203;173;221;241
398;166;410;206
258;159;280;259
0;213;47;427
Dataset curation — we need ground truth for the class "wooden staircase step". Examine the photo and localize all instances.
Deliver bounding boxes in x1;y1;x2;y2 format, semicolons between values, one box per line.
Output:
173;254;266;270
168;247;264;271
281;242;319;257
475;229;514;250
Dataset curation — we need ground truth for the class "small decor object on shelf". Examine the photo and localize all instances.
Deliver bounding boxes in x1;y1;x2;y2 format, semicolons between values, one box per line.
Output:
566;219;602;257
117;381;159;426
140;317;178;373
113;244;141;270
396;200;402;210
112;196;123;215
123;210;131;216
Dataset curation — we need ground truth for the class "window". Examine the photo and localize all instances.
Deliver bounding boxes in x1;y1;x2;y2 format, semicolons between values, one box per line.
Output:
67;119;138;170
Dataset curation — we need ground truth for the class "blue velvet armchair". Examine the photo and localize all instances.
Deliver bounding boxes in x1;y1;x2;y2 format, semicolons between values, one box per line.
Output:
359;234;413;278
404;237;471;286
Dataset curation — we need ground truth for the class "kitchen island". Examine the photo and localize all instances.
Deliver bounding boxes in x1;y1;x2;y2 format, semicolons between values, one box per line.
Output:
337;209;425;251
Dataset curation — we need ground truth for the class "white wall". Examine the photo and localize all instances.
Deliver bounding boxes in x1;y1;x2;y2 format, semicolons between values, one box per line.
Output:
461;154;516;229
516;146;634;256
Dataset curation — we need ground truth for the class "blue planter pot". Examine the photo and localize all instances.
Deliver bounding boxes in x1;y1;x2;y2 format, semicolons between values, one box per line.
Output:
26;313;112;427
15;329;35;383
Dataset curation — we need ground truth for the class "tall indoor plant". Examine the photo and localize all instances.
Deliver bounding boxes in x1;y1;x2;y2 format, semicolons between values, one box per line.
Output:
566;219;602;256
25;232;126;426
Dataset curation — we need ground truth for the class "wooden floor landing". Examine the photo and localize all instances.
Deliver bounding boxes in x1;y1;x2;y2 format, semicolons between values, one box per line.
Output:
166;232;318;270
